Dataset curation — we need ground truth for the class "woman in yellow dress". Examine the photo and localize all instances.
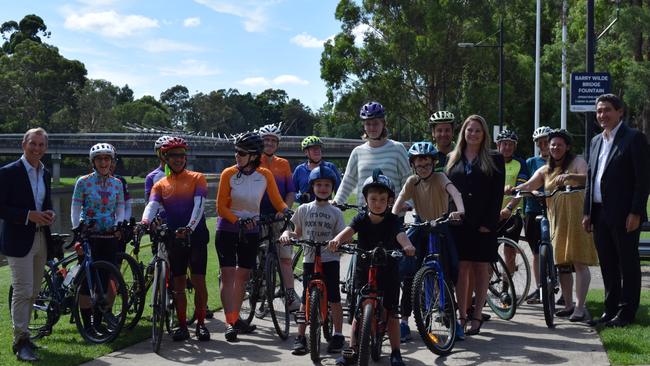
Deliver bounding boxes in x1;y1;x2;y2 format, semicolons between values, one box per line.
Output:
513;129;597;321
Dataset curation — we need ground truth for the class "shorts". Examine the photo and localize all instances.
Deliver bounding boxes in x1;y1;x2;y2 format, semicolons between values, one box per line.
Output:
354;256;400;312
497;214;523;243
260;220;292;259
168;239;208;277
524;213;541;254
302;261;341;304
215;230;259;269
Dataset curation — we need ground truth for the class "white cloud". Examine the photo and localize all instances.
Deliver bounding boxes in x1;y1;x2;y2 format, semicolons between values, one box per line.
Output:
351;23;370;46
238;74;308;88
159;59;220;77
64;10;159;38
184;17;201;27
142;39;203;53
290;32;333;48
194;0;272;32
87;66;148;89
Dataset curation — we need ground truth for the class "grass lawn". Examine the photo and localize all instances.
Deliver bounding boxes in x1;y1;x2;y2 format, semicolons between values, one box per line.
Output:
0;217;221;366
587;288;650;365
52;176;145;188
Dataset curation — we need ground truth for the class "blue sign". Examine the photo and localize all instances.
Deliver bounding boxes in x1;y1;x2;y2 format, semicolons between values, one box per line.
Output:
570;72;611;112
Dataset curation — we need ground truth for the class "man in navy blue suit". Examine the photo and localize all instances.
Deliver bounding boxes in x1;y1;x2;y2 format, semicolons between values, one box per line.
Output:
583;94;650;328
0;127;56;361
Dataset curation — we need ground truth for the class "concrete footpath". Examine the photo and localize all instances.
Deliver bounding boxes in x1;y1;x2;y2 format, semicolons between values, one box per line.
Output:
82;256;612;366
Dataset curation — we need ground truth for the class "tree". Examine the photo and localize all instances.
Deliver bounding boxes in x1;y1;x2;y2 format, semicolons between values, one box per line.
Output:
113;95;170;128
1;14;50;55
77;79;120;132
256;88;289;124
116;84;134;105
160;85;191;128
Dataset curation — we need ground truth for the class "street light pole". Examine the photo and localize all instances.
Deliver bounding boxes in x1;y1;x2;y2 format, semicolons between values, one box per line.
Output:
498;18;504;129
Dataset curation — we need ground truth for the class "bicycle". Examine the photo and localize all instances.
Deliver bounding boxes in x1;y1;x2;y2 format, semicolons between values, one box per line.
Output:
287;239;334;363
115;218;146;331
496;208;532;307
405;214;457;356
338;243;403;365
514;185;584;328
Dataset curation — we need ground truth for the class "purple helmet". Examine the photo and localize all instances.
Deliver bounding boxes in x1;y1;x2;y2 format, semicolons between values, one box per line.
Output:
359;101;385;120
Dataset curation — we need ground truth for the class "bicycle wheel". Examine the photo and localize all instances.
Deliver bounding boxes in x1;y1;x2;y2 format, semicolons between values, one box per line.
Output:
322;305;333;342
540;243;556;328
291;245;304;283
151;259;166;353
241;249;264;324
498;237;531;307
266;255;290;339
357;302;374;366
308;287;322;363
184;276;199;326
8;271;58;340
412;267;457;356
72;260;128;344
370;315;385;362
343;253;357;324
486;255;517;320
117;252;146;330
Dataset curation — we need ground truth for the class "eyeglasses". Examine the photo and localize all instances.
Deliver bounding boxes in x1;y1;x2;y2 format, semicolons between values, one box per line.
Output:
414;163;433;171
235;150;250;157
166;153;186;159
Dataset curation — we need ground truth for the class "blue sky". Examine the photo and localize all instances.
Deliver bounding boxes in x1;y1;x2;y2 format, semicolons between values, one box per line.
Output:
2;0;360;110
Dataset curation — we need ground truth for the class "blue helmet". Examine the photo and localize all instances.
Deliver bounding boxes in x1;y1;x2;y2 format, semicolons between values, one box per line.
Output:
359;101;385;120
362;168;395;199
408;141;437;163
308;165;338;186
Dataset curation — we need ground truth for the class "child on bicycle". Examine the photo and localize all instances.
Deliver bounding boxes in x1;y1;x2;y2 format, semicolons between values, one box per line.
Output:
279;165;346;355
391;141;465;341
329;169;416;366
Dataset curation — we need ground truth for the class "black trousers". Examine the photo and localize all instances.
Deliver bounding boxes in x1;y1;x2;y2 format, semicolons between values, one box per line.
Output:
591;203;641;322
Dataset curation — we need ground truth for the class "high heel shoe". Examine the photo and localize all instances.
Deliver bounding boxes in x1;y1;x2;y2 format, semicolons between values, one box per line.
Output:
465;318;483;336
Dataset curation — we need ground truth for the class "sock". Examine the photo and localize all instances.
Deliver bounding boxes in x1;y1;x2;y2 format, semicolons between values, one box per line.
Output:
334;332;344;336
225;311;238;325
391;349;401;357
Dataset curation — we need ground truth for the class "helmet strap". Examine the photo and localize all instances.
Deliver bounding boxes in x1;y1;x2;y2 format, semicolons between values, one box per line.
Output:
368;208;387;217
414;172;434;185
264;152;274;157
308;158;322;164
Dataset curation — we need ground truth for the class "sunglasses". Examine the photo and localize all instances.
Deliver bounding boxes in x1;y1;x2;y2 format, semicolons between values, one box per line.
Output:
235;150;251;157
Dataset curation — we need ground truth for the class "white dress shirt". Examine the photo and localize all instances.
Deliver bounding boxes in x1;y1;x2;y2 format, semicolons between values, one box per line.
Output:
593;121;623;203
20;155;46;225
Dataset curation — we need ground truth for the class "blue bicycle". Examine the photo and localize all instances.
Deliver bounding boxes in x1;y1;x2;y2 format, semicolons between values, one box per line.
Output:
406;214;457;356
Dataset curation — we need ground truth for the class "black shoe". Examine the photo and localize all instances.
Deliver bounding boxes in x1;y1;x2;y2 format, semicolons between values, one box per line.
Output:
604;316;631;328
555;307;575;317
195;324;210;341
172;327;190;342
556;297;565;306
225;324;238;342
14;339;38;362
327;334;345;353
233;319;256;334
390;351;406;366
292;335;308;355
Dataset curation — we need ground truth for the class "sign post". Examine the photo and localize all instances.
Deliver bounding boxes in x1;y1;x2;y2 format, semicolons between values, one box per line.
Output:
570;72;611;112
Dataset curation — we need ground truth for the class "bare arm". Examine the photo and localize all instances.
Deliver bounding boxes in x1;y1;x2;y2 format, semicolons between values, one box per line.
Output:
396;231;416;256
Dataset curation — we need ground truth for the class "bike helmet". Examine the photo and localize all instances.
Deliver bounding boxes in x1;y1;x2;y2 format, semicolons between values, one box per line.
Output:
234;132;263;154
429;110;455;125
547;129;572;145
407;141;437;163
362;169;396;199
359;101;385;120
160;136;188;153
258;123;282;141
496;129;518;143
89;143;116;160
308;165;338;186
532;126;552;141
154;135;173;152
301;135;323;150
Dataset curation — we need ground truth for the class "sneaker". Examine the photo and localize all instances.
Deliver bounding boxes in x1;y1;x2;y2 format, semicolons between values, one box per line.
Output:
287;288;301;312
172;327;190;342
456;320;465;341
390;351;406;366
225;324;238;342
233;318;256;334
327;334;345;353
525;289;541;304
336;349;357;366
556;296;565;306
292;335;308;355
399;322;411;343
195;324;210;341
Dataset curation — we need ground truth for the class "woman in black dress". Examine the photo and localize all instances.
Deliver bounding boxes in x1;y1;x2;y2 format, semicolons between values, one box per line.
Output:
446;115;505;335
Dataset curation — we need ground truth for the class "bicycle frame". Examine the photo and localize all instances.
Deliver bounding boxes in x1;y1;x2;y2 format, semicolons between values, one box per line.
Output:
292;240;330;325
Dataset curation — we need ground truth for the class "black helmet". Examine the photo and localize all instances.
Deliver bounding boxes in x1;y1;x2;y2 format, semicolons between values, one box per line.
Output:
234;132;263;154
548;129;572;145
496;129;518;143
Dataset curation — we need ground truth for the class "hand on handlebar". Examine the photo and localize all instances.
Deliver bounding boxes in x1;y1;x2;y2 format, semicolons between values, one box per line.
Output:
278;233;292;246
175;226;192;239
403;244;416;256
238;217;257;231
328;239;341;253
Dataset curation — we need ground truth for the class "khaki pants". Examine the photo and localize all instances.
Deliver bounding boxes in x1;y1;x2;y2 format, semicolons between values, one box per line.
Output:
260;220;293;259
7;232;47;343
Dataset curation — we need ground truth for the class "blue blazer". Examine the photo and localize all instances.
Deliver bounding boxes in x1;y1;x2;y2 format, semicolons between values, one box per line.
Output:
0;159;53;257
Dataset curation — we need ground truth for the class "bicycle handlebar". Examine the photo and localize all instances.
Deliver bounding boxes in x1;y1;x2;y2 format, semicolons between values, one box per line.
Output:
405;213;458;229
337;243;404;260
514;185;585;200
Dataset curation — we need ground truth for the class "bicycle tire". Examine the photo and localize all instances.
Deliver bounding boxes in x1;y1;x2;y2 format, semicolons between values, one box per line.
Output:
343;253;357;324
497;237;531;307
412;267;457;356
266;255;290;339
357;302;374;366
308;287;322;363
72;260;128;344
540;243;556;328
9;270;57;340
486;255;517;320
117;252;146;331
151;259;166;353
241;249;264;324
323;305;333;342
370;316;385;362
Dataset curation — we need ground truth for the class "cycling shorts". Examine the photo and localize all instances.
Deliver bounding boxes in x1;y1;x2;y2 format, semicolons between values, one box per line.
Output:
168;237;208;276
301;261;341;304
215;230;259;269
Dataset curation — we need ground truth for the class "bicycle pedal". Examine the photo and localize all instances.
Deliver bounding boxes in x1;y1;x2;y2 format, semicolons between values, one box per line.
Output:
294;311;306;324
342;348;355;358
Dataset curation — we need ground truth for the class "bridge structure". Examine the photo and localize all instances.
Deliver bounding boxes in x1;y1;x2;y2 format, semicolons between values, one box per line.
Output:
0;133;366;183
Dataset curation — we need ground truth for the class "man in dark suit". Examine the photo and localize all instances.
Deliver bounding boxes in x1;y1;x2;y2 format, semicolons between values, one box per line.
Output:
0;127;55;361
583;94;650;328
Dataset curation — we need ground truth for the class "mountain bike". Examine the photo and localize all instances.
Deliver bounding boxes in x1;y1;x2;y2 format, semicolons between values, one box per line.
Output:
406;214;457;356
287;239;334;363
115;218;146;331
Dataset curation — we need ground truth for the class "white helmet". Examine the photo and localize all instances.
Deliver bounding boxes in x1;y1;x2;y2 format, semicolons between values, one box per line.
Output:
258;123;282;141
89;143;116;160
154;135;173;151
532;126;552;141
